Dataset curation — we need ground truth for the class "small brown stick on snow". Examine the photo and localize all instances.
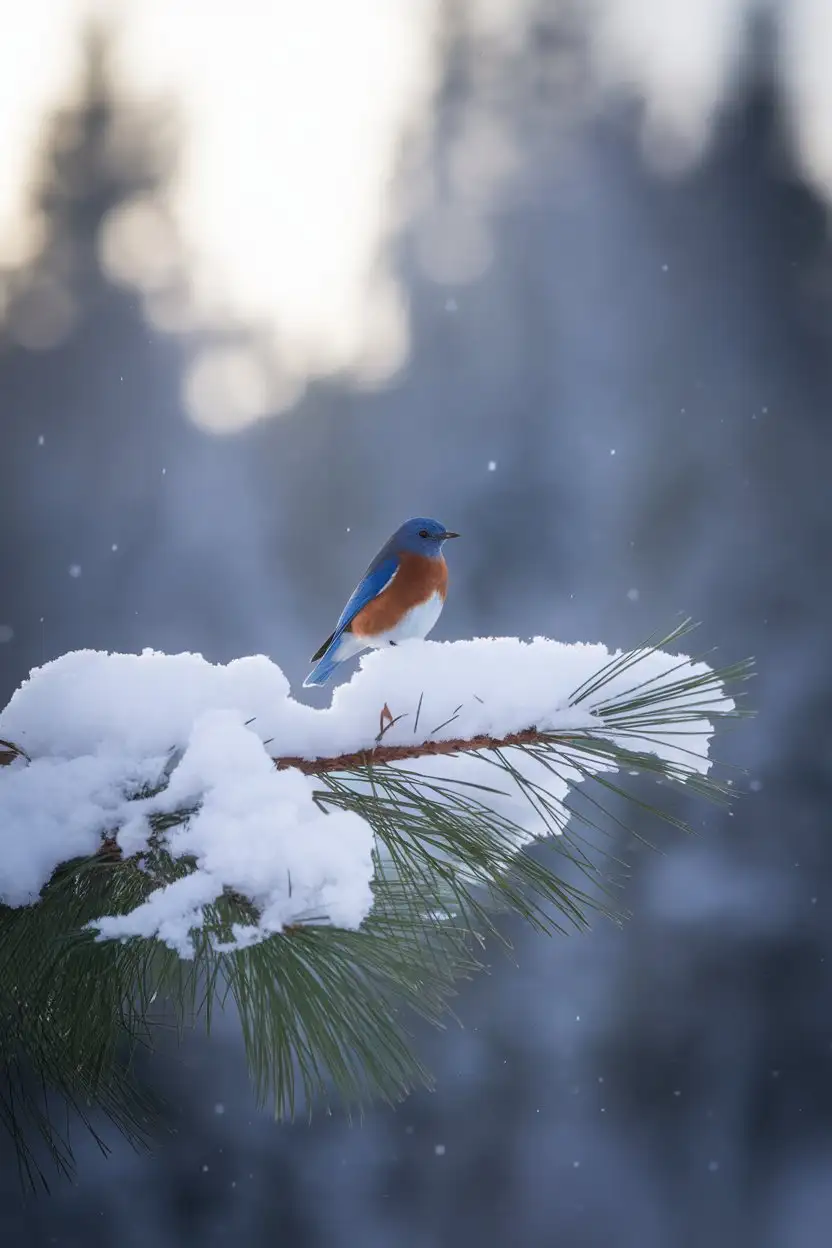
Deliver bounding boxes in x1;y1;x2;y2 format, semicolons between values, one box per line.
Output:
0;738;29;767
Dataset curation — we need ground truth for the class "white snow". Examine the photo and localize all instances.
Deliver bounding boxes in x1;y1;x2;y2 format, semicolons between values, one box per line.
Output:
0;637;731;957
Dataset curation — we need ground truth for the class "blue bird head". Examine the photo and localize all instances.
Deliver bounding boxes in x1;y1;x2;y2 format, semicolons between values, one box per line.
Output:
393;517;460;557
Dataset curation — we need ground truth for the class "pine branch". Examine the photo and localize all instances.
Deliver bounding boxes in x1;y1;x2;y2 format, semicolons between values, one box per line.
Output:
274;727;587;774
0;621;754;1191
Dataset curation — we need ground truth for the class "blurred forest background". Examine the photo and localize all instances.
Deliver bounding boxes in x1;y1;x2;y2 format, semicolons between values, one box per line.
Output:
2;2;832;1245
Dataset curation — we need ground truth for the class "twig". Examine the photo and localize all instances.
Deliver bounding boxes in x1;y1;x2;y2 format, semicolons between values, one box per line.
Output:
378;702;393;740
0;738;29;766
376;703;408;743
274;726;592;775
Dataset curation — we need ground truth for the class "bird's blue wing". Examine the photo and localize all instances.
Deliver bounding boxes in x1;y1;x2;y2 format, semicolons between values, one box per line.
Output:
332;554;400;638
308;552;400;664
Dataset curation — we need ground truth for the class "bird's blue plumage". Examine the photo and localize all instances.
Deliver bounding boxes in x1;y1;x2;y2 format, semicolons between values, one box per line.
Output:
331;555;400;646
303;517;459;688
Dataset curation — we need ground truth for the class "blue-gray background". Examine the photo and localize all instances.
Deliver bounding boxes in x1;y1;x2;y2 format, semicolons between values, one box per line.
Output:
2;21;832;1248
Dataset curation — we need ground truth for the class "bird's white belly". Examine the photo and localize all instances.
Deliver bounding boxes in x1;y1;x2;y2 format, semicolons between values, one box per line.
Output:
365;592;445;649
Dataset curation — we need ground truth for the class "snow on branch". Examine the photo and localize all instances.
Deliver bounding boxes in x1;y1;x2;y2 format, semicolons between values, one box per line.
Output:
0;628;749;959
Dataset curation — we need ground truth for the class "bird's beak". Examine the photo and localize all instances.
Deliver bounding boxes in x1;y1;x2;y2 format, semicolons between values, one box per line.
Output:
441;531;460;540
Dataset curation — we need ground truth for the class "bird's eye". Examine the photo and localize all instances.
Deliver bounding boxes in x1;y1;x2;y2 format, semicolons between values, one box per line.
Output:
419;529;429;538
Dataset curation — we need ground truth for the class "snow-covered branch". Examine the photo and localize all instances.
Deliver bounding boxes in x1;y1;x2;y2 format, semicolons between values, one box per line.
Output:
0;628;748;955
0;622;752;1187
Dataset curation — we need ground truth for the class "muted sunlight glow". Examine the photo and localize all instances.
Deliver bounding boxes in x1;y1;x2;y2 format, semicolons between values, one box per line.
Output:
2;2;832;430
586;0;832;197
103;0;441;431
0;0;86;268
589;0;750;171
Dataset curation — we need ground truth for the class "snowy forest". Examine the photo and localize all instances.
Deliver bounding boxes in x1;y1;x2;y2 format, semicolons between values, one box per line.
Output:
2;3;832;1246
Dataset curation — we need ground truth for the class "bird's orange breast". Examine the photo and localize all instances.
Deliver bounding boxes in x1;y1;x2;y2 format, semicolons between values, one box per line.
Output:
350;552;447;638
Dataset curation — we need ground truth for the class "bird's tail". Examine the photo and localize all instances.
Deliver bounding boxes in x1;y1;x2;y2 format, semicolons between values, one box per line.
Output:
302;645;342;687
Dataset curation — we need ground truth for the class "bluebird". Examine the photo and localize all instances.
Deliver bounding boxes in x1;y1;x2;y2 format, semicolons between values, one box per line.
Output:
303;517;459;687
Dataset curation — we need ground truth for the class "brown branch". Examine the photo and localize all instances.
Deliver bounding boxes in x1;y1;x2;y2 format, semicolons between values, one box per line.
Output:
273;726;587;775
0;738;28;767
1;727;593;777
